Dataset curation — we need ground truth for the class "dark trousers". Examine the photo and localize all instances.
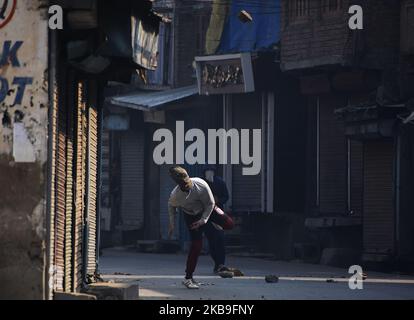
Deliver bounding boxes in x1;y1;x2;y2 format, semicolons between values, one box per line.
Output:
184;207;234;278
204;222;225;269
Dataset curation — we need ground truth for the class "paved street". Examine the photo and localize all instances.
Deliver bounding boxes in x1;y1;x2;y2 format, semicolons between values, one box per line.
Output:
99;248;414;300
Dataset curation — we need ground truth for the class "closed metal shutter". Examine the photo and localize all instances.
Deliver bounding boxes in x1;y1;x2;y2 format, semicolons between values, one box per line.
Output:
231;93;262;212
64;72;75;292
73;81;88;291
120;129;145;230
49;73;58;292
86;83;99;277
318;96;347;214
54;80;67;292
50;70;76;293
363;140;395;255
349;140;363;216
50;74;100;293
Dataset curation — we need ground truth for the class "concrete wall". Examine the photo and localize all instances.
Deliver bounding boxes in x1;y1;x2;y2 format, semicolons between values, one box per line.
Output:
0;0;49;299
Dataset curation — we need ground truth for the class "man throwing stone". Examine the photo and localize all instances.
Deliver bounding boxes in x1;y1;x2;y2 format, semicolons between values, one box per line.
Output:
168;166;235;289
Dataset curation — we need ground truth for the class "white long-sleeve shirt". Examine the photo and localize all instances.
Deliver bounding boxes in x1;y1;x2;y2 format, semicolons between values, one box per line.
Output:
168;177;215;225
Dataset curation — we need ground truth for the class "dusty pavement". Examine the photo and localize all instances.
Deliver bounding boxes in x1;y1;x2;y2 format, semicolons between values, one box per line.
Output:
99;247;414;300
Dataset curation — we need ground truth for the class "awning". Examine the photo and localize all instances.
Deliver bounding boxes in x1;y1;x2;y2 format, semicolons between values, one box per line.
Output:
106;85;198;111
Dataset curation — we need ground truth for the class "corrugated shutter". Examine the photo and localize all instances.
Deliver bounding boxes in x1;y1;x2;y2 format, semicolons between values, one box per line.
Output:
64;72;75;292
363;140;395;255
50;74;101;293
49;74;58;293
319;96;347;214
231;93;262;212
120;129;145;230
51;69;76;294
99;129;111;232
54;80;67;292
86;83;99;276
73;80;88;291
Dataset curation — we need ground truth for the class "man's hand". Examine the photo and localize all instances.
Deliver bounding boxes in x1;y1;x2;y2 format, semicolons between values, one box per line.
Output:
190;219;206;230
168;223;175;239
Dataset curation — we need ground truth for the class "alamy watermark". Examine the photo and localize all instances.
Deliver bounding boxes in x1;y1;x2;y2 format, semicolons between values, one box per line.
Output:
348;5;364;30
153;121;262;176
348;265;364;290
48;5;63;30
46;4;364;30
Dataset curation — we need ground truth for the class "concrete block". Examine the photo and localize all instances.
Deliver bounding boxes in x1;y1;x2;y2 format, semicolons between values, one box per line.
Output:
83;282;139;300
54;291;97;300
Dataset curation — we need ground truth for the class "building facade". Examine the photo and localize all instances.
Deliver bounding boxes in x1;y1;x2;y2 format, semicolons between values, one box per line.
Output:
281;0;414;267
0;0;164;299
0;0;50;300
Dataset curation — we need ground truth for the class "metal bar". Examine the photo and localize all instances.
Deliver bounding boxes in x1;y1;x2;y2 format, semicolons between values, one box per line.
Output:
395;135;401;252
347;138;351;212
316;97;320;207
261;92;267;213
96;85;104;273
267;92;275;213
